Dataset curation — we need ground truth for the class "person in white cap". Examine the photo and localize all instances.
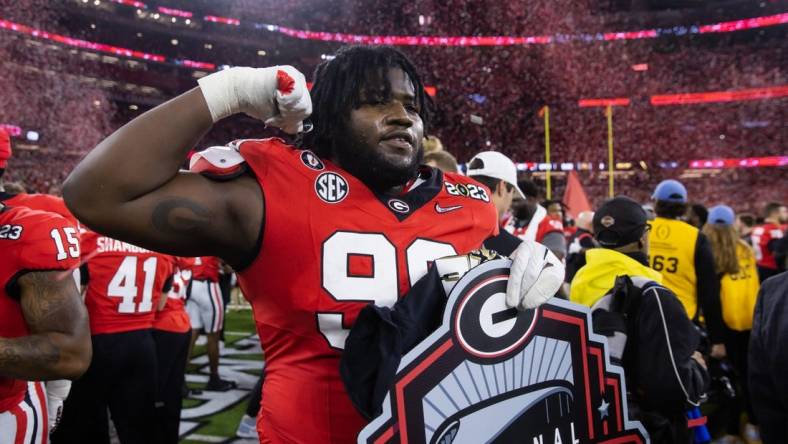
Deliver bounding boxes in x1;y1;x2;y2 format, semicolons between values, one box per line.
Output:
466;151;525;256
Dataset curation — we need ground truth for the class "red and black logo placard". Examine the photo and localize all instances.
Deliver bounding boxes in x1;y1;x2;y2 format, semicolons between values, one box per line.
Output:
358;259;648;444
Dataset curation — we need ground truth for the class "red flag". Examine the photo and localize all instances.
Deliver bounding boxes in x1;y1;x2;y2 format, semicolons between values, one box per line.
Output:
563;170;592;219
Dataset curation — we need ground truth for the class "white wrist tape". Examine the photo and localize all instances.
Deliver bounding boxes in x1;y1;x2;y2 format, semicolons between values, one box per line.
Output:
198;67;256;122
46;379;72;432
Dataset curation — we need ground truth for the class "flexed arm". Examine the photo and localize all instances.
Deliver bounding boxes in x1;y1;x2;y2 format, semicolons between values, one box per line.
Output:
63;66;311;266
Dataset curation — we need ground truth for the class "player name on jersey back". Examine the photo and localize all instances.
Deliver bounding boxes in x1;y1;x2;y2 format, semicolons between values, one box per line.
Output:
96;237;153;254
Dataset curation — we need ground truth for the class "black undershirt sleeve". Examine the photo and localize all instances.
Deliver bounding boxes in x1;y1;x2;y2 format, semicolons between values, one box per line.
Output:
694;233;725;343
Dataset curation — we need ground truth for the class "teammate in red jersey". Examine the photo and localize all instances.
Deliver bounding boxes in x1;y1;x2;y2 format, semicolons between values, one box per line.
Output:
52;231;174;444
0;128;86;436
153;256;195;443
185;256;234;390
62;46;563;443
0;203;91;444
751;202;787;281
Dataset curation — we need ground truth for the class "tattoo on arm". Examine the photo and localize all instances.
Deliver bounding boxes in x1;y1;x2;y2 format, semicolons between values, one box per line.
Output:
151;197;213;236
0;271;88;380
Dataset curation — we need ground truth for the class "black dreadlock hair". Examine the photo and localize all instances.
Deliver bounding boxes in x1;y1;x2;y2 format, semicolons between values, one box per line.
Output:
300;46;432;159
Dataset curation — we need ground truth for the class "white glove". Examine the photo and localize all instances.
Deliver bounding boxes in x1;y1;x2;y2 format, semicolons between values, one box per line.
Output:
45;379;72;433
505;240;565;310
198;65;312;133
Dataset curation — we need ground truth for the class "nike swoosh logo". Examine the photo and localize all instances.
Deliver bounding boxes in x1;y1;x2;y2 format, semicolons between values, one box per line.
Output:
435;203;463;214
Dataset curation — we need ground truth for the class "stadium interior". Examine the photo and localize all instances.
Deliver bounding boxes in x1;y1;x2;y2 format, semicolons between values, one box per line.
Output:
1;0;785;211
0;1;786;443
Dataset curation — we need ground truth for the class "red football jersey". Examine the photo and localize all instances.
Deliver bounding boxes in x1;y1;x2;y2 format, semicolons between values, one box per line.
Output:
81;231;174;335
1;192;78;226
536;214;565;243
191;256;220;282
751;223;785;270
233;139;498;443
153;256;195;333
0;206;80;411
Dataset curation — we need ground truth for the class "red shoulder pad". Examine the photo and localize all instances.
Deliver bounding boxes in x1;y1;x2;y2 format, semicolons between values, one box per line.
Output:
189;145;247;180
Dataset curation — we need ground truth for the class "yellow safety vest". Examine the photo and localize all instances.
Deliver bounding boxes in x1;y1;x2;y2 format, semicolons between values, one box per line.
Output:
648;217;699;318
570;248;663;307
720;242;760;331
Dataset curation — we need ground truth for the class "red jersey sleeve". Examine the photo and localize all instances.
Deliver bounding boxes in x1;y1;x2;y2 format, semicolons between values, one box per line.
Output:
536;215;564;243
15;209;81;274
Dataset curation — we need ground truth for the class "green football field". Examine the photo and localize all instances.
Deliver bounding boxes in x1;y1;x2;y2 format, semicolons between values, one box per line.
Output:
180;308;262;444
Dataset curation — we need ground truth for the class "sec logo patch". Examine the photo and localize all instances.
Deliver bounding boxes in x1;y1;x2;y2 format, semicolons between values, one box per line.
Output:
315;172;348;203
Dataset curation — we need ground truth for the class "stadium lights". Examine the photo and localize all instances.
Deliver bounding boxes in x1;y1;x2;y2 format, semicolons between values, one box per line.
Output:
72;0;788;47
578;98;630;107
651;86;788;105
0;124;22;136
259;13;787;47
171;39;178;45
158;6;192;18
204;15;240;26
204;43;212;49
257;50;266;56
185;19;191;25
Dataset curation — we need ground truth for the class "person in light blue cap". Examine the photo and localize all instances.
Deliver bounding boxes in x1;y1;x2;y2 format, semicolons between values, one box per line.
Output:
653;179;688;204
707;205;735;226
649;179;726;364
702;204;762;443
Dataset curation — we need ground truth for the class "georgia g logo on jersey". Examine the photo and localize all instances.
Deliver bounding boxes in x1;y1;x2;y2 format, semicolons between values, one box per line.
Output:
301;150;325;171
315;172;349;204
388;199;410;214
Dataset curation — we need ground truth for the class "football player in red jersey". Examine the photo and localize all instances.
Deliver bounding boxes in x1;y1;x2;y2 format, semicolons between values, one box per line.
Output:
751;202;787;281
0;203;91;444
185;256;234;391
51;232;174;444
0;128;86;436
62;46;564;443
153;256;195;444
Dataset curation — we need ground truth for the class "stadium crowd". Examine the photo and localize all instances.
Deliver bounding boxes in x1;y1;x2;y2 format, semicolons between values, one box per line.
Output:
0;1;786;444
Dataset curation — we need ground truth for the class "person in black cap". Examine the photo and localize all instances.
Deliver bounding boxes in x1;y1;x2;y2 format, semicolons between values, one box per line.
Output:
570;196;709;443
569;197;662;305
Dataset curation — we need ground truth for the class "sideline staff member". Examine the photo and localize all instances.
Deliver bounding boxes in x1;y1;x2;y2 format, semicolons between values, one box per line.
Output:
649;180;725;353
570;197;708;442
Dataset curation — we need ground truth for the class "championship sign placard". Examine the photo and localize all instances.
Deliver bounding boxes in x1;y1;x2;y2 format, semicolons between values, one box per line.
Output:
358;259;648;444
